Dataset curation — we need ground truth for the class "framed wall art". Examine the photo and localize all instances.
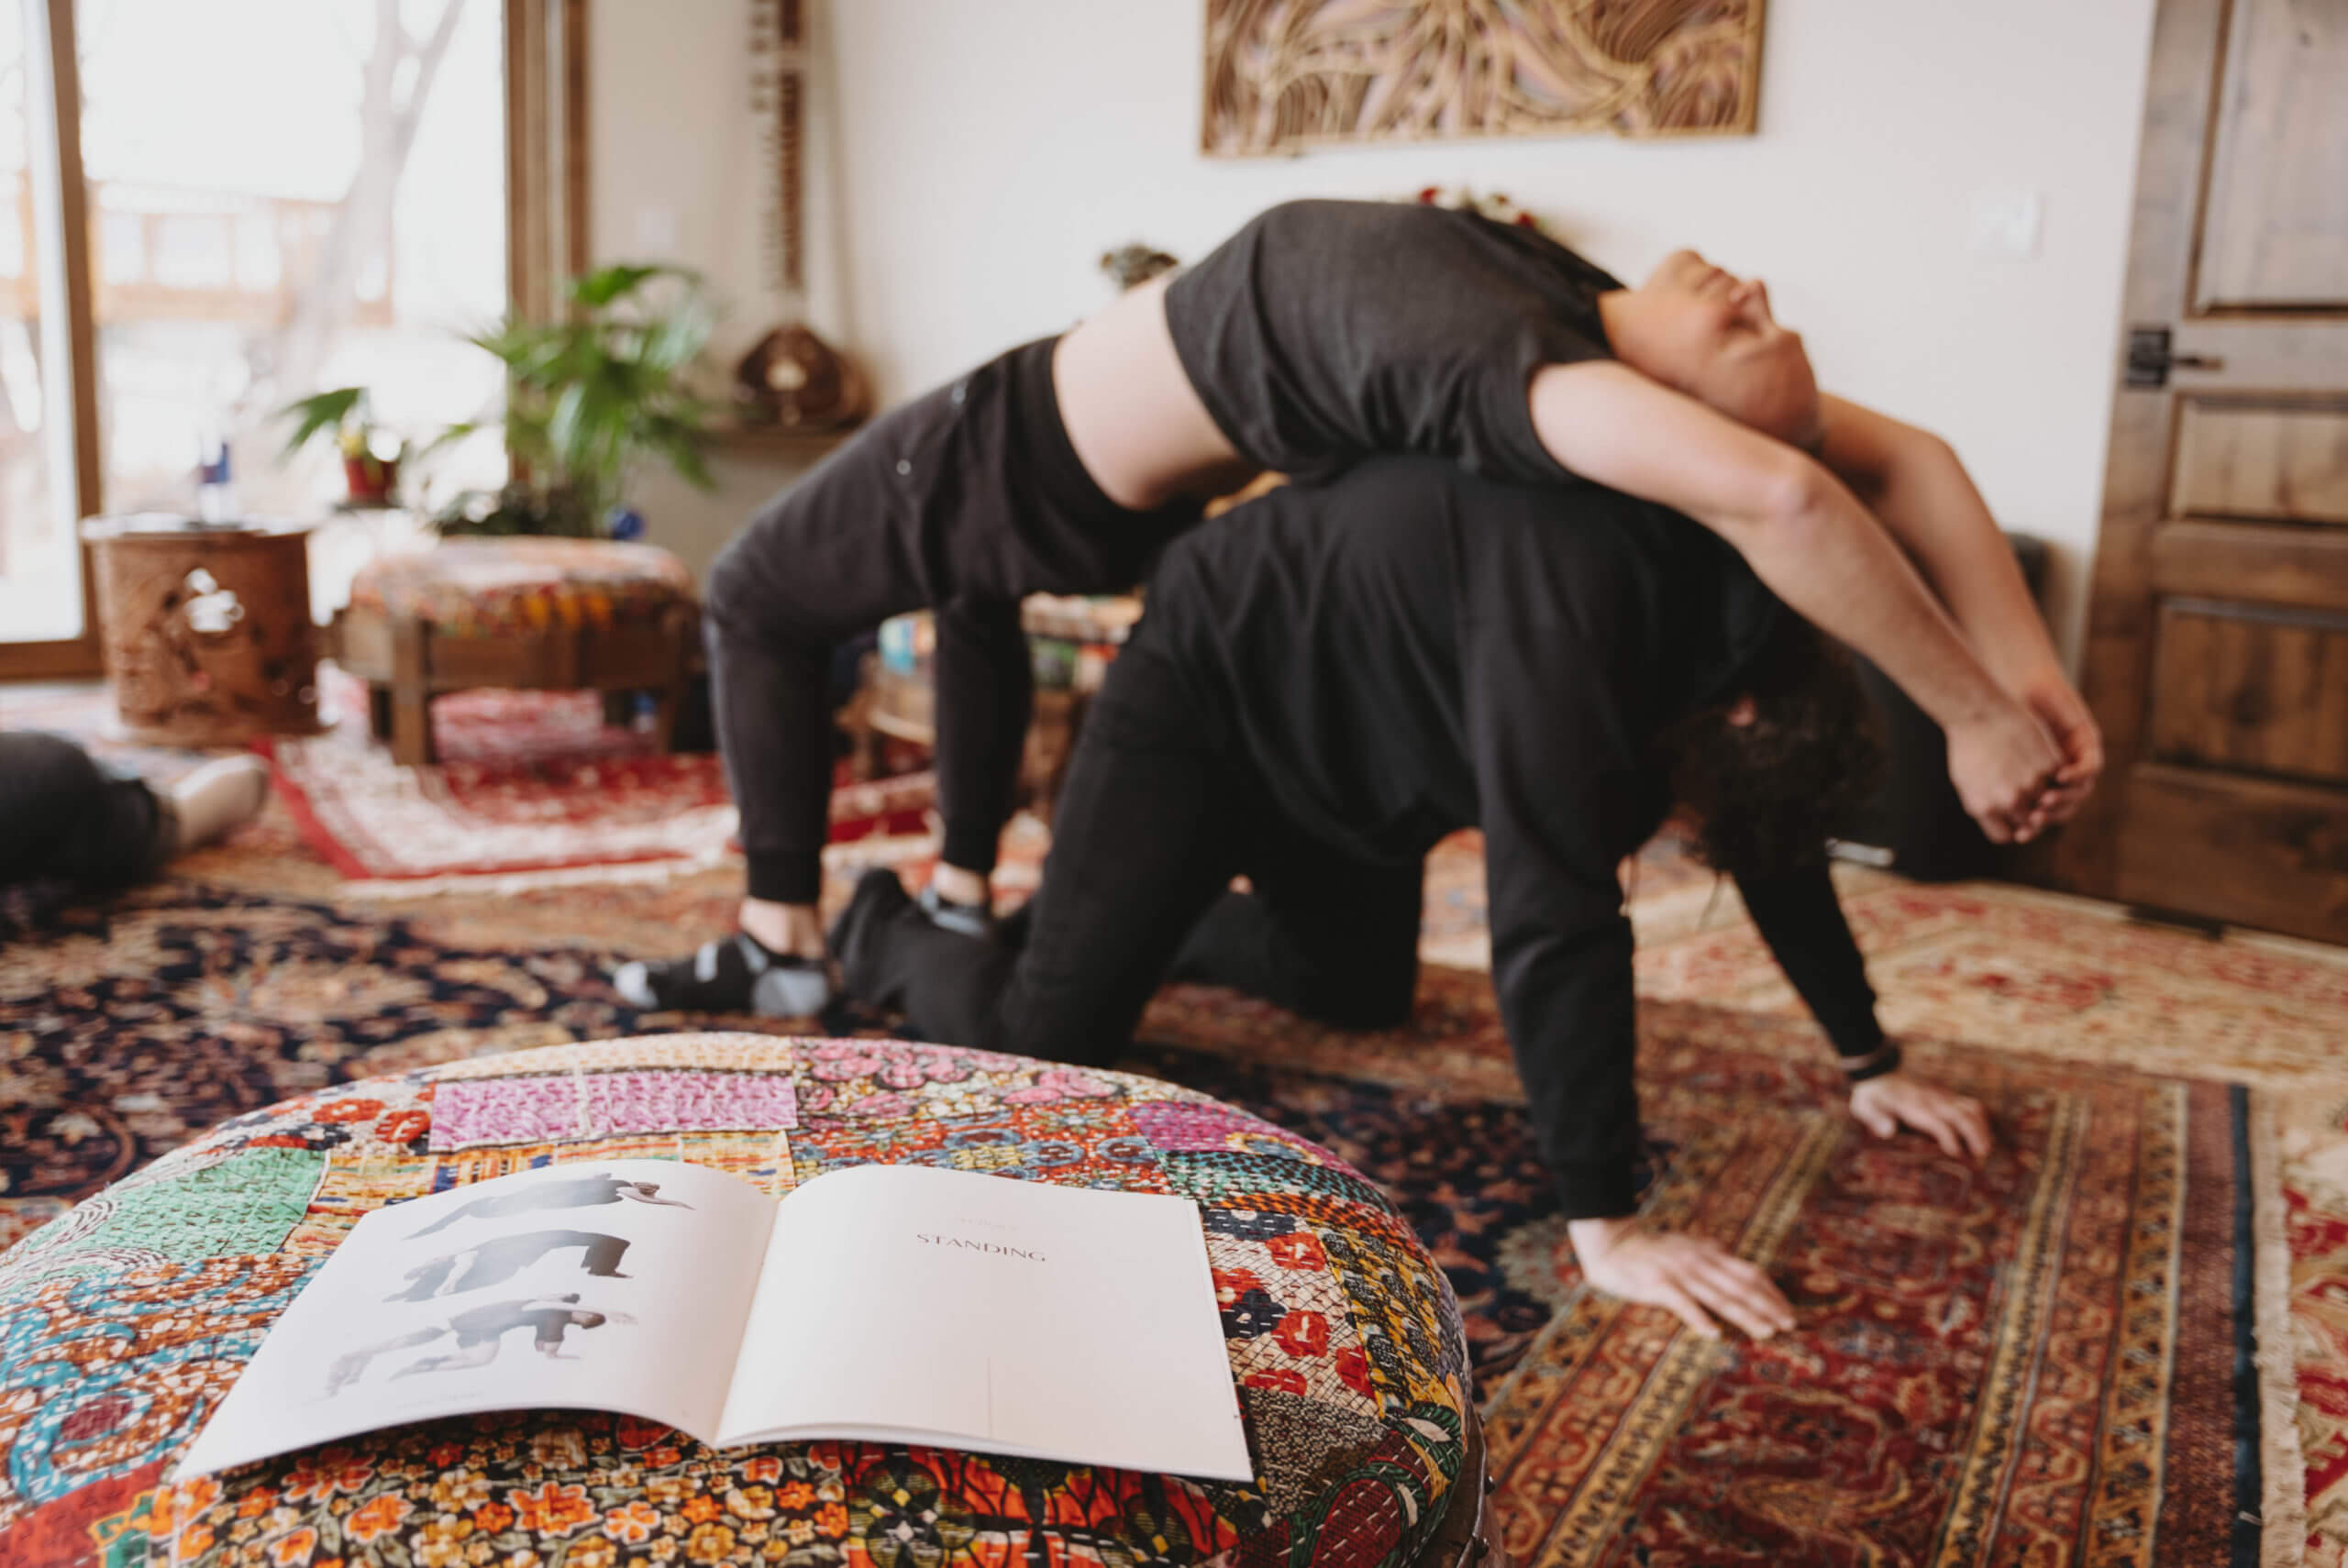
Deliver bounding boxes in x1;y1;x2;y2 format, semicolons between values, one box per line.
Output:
1202;0;1766;157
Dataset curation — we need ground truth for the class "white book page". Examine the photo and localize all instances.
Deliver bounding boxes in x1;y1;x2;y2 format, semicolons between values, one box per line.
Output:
719;1165;1251;1482
179;1158;775;1479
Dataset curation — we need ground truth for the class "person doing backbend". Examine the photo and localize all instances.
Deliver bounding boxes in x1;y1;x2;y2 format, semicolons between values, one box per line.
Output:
827;456;1993;1341
615;198;2098;1017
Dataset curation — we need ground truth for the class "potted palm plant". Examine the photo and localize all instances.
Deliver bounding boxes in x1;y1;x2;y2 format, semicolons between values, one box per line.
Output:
431;264;719;537
276;386;404;505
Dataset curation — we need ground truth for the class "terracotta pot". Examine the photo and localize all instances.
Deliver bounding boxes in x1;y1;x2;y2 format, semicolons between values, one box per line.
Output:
344;453;400;506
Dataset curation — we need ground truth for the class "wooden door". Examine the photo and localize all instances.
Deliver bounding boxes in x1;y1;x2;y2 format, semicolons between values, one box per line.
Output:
2054;0;2348;944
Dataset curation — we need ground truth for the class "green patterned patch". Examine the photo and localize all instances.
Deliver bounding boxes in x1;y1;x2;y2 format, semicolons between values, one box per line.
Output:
0;1146;326;1285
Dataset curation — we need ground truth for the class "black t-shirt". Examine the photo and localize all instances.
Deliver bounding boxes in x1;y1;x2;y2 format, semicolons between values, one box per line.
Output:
1138;458;1884;1217
1164;200;1624;487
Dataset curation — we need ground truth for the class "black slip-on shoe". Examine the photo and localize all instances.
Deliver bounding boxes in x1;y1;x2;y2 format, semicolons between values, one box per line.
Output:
611;933;832;1017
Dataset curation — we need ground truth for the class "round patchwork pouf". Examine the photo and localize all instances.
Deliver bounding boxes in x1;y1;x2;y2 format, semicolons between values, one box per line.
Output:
0;1034;1486;1568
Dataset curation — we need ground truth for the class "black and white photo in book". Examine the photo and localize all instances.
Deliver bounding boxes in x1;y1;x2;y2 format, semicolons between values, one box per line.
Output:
384;1229;637;1301
404;1172;693;1236
177;1159;1252;1484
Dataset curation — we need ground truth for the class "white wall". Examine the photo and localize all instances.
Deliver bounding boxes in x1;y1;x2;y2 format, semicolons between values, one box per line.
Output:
594;0;2160;665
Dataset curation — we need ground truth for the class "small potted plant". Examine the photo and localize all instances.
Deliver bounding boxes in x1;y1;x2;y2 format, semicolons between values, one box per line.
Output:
429;263;718;538
277;386;404;506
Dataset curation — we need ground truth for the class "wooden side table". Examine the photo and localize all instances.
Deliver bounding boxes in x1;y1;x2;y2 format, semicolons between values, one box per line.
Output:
80;516;325;745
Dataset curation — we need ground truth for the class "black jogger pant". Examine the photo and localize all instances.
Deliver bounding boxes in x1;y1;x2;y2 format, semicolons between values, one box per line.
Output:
704;337;1193;907
855;646;1424;1061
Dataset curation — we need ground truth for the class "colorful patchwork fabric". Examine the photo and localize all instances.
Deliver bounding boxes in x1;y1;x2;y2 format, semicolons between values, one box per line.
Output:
348;539;697;638
0;1034;1471;1568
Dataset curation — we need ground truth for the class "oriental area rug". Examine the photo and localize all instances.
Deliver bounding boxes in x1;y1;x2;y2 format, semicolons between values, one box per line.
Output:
0;682;2338;1563
0;876;2300;1566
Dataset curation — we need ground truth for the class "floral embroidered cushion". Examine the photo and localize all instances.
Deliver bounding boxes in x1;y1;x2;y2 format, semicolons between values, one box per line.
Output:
0;1033;1472;1568
349;540;696;639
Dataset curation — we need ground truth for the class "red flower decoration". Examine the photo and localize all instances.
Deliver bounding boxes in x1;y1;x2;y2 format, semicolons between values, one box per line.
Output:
1213;1267;1267;1307
374;1110;429;1144
1265;1231;1326;1272
1275;1309;1330;1359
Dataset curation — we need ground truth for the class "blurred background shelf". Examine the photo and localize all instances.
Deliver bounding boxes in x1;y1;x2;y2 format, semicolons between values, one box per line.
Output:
706;422;858;462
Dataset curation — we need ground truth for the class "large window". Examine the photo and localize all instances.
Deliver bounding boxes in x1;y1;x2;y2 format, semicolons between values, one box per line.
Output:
2;0;579;676
0;5;69;641
78;0;508;517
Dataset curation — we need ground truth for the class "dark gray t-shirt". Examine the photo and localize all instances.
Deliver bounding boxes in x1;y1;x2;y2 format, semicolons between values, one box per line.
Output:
1164;200;1624;487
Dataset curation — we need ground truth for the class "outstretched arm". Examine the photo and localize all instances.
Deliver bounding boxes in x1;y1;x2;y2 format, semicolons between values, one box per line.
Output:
1816;393;2101;818
1464;567;1797;1342
1529;361;2062;842
1739;865;1992;1161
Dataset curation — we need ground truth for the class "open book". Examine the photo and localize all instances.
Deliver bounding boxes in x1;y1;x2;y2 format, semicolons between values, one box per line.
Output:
178;1158;1251;1482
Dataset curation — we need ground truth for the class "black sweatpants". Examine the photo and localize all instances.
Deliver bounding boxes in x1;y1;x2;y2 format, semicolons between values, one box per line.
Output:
853;647;1423;1060
0;733;168;889
705;337;1194;906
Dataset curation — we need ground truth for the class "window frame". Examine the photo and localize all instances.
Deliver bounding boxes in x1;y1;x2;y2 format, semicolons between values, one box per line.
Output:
0;0;586;682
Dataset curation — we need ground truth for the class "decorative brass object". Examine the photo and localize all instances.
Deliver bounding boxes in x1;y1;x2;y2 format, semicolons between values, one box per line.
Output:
734;324;869;432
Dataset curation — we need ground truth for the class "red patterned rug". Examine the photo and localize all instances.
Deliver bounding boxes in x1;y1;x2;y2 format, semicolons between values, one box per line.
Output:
1139;971;2288;1567
258;671;933;893
0;872;2285;1565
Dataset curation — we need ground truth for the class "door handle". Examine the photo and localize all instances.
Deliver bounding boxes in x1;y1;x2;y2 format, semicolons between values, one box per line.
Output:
2126;326;2226;388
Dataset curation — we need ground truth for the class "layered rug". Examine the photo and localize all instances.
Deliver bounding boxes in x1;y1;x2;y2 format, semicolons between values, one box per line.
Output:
1136;993;2276;1568
0;875;2304;1566
4;678;2345;1563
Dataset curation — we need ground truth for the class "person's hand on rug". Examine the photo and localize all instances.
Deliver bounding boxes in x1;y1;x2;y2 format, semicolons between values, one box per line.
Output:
1847;1069;1993;1160
1566;1217;1796;1342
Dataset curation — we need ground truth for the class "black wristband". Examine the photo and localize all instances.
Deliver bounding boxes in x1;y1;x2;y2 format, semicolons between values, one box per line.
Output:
1839;1042;1904;1084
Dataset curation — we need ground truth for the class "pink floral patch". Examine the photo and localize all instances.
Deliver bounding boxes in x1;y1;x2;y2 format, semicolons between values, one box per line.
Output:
1001;1068;1119;1105
804;1042;994;1088
1129;1099;1361;1176
428;1070;798;1149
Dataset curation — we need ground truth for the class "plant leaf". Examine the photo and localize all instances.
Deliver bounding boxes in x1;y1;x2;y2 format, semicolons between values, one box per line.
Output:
273;386;367;459
570;263;667;308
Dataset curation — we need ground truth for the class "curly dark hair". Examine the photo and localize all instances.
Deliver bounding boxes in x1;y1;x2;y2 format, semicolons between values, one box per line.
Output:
1657;613;1885;880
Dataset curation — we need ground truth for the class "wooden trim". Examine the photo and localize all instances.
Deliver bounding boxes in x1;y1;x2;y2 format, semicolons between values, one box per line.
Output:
705;422;854;464
0;640;111;681
2049;0;2231;894
505;0;591;324
505;0;551;322
2151;522;2348;613
503;0;589;496
0;0;101;680
561;0;589;282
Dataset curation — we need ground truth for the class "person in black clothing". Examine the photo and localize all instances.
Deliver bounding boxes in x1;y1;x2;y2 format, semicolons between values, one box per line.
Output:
616;198;2093;1017
0;734;270;922
829;457;1991;1342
